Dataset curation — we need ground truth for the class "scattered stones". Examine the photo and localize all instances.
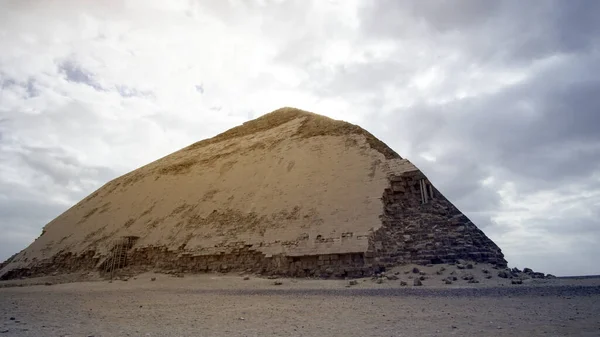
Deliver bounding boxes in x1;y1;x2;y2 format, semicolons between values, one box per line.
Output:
461;273;475;281
386;275;399;281
419;271;426;276
512;267;522;273
419;275;426;281
243;276;250;281
456;264;466;270
267;275;279;280
511;279;523;285
44;282;53;286
457;259;466;265
393;271;400;276
150;277;156;281
9;317;15;321
482;269;489;274
546;274;557;279
412;267;420;274
348;280;358;286
413;278;423;286
466;263;474;269
485;275;492;279
523;268;533;274
400;281;408;286
376;278;384;284
272;281;283;285
0;329;8;333
444;279;452;285
467;279;479;284
451;276;458;281
497;271;509;278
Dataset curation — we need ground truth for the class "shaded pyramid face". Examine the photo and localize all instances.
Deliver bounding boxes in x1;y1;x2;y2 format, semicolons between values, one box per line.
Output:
0;108;506;279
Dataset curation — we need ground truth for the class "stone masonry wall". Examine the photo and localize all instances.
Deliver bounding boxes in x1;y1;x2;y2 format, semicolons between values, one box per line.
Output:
369;171;507;268
0;246;369;280
1;170;507;280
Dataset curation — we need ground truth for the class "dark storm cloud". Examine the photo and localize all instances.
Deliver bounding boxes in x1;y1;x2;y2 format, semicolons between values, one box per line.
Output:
360;0;600;64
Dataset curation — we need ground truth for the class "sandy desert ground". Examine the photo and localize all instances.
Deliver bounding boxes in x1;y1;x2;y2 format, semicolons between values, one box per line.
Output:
1;263;600;337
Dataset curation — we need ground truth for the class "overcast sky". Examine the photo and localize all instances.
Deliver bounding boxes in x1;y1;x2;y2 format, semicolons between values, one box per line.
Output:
1;0;599;276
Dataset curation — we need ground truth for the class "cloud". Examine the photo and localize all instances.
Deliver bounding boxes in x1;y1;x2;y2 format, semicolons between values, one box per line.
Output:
0;0;598;276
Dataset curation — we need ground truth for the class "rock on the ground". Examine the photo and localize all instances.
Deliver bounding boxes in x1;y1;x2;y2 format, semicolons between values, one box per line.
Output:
412;267;420;274
498;271;509;278
461;273;474;281
414;278;423;286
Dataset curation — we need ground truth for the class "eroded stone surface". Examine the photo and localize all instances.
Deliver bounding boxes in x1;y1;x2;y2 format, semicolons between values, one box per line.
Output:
0;108;506;280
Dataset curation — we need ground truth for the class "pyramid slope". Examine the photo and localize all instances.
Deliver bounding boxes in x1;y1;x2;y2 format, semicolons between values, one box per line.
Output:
1;108;506;279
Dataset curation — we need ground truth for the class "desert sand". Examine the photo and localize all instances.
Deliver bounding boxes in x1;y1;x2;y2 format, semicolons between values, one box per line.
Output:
1;263;599;337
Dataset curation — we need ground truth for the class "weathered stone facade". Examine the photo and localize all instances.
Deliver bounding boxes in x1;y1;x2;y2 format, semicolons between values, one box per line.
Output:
0;108;507;280
369;171;506;268
1;170;506;280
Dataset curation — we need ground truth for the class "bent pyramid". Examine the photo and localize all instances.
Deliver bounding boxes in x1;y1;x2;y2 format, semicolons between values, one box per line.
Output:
1;107;506;279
